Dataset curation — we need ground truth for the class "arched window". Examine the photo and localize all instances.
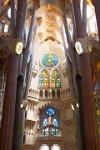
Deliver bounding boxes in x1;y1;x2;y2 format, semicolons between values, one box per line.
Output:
40;107;59;137
51;144;61;150
40;144;49;150
7;7;11;19
43;118;48;126
4;24;9;32
52;90;55;97
45;90;48;98
40;90;43;98
39;70;49;88
57;90;60;98
51;70;61;88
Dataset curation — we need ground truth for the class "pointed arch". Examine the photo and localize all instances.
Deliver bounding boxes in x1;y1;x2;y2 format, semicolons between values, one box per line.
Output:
40;144;49;150
51;144;61;150
39;70;49;88
51;70;61;88
39;105;60;137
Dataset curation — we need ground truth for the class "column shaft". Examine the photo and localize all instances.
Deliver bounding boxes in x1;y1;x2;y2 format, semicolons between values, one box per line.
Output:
75;74;86;150
72;0;99;149
0;0;27;149
79;54;98;149
12;0;27;149
0;54;18;150
12;74;25;150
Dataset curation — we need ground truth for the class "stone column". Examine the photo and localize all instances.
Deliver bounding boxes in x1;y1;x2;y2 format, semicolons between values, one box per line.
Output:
75;74;86;150
12;74;25;150
12;0;27;149
72;0;84;37
0;0;27;149
24;54;33;99
61;1;81;148
80;54;98;149
0;54;18;150
92;0;100;41
72;0;99;149
12;1;38;149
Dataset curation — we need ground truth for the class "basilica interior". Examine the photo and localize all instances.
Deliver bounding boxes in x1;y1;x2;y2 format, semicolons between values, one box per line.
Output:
0;0;100;150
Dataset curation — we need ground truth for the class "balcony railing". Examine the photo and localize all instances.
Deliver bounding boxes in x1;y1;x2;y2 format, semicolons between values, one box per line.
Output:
28;88;71;100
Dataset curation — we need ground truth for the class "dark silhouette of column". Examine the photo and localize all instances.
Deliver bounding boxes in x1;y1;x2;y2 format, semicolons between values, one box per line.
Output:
12;0;27;150
61;0;82;149
73;0;99;149
75;74;86;150
0;54;18;150
12;74;25;150
80;54;98;149
12;1;38;150
0;0;27;150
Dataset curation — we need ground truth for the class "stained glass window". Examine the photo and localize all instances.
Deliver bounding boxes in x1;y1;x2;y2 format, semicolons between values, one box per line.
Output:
51;70;61;88
43;118;58;127
51;128;58;136
42;118;59;136
52;118;58;126
43;119;48;126
41;108;59;137
42;53;58;67
46;108;55;116
39;70;49;88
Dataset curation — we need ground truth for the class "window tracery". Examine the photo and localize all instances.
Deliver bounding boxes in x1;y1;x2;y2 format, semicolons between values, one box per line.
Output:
39;70;49;88
51;70;61;88
40;107;59;137
41;53;58;67
39;69;61;89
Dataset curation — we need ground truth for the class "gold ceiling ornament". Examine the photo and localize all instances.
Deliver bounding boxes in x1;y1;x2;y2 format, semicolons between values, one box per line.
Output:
47;22;52;26
46;4;52;11
35;5;63;19
96;62;100;71
46;29;54;33
88;0;93;5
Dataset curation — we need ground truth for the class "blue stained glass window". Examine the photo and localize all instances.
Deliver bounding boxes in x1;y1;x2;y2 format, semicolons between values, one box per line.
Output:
42;53;58;67
46;108;55;116
41;108;59;137
43;119;48;126
52;119;58;126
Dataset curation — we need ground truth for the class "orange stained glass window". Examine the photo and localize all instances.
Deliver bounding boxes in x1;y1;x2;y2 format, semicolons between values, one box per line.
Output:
39;70;49;88
51;70;61;88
